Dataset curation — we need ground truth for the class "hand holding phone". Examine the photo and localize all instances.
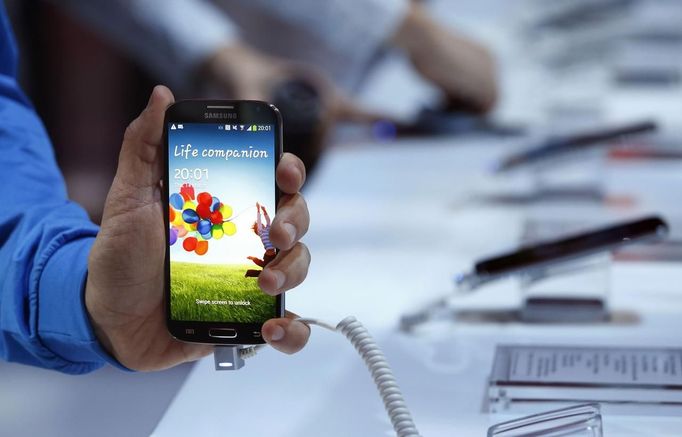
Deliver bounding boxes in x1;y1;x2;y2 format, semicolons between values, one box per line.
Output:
85;87;311;371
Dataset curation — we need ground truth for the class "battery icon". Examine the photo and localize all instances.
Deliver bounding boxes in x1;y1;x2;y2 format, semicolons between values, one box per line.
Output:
247;124;258;132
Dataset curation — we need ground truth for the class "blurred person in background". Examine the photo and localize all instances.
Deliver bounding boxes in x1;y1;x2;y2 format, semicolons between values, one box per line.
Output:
57;0;498;172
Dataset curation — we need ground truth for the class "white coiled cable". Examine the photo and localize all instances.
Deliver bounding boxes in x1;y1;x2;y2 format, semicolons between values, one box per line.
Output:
335;316;421;437
241;316;421;437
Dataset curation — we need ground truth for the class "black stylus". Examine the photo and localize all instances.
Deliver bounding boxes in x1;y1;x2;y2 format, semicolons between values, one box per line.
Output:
494;120;657;173
455;216;669;291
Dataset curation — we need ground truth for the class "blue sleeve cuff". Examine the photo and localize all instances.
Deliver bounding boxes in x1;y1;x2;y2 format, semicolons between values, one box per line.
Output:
37;236;132;373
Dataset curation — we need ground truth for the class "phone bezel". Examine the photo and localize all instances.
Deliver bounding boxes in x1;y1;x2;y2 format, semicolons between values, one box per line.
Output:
163;100;284;345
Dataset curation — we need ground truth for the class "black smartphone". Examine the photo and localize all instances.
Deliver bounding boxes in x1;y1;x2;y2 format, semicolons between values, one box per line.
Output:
476;216;668;278
163;100;284;345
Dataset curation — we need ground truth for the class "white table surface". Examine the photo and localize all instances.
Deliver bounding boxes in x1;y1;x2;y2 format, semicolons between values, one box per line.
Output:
152;135;682;437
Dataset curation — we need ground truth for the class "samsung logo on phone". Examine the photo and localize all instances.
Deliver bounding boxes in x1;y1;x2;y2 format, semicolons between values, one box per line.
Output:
204;112;236;119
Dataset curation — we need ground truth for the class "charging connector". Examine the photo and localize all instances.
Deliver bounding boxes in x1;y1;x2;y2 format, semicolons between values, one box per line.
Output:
213;345;245;371
214;344;264;371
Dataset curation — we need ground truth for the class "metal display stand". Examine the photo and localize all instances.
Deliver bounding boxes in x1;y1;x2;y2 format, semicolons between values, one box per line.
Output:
519;252;611;323
526;149;607;203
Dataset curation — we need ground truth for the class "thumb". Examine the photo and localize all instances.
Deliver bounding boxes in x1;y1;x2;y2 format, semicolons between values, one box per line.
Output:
116;85;175;187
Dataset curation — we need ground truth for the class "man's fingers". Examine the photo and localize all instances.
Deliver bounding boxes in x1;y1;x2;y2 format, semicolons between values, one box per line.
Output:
258;242;310;295
276;153;306;194
262;311;311;354
270;193;309;250
118;85;175;186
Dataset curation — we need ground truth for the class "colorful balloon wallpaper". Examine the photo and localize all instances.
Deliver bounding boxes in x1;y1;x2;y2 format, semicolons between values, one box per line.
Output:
169;183;237;255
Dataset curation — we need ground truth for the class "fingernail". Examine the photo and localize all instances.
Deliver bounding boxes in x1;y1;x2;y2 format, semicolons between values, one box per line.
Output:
283;223;297;244
272;270;286;290
270;325;285;342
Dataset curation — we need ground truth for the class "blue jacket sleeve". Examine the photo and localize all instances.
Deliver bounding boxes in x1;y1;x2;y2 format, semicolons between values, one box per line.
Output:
0;7;125;374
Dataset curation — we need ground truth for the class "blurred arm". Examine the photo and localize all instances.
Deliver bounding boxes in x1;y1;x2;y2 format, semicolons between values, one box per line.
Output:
392;2;498;112
219;0;496;111
55;0;237;89
0;5;122;374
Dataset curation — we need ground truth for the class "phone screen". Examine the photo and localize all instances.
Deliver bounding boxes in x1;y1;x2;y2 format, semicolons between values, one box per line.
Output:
167;122;278;324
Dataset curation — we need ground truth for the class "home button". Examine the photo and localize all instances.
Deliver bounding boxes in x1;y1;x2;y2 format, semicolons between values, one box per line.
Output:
209;328;238;339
